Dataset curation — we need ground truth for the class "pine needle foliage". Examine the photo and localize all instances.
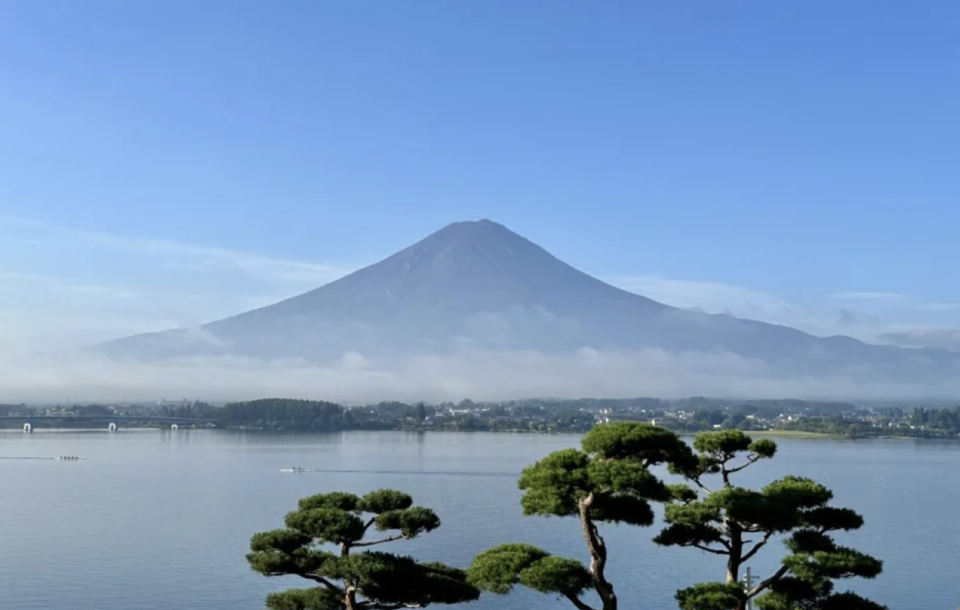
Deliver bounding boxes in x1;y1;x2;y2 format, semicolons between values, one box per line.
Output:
247;489;479;610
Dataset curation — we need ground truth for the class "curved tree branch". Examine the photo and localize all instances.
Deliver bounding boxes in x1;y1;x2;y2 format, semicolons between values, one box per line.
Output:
692;478;714;495
300;573;344;594
692;543;729;556
740;531;774;563
353;534;408;548
563;592;599;610
747;564;789;598
727;455;760;475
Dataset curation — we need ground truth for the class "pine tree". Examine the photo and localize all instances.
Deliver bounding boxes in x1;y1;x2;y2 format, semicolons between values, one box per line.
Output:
656;430;886;610
468;422;692;610
246;489;479;610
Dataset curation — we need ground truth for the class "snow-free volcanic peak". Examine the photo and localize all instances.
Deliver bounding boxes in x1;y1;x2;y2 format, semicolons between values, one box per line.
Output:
95;220;960;385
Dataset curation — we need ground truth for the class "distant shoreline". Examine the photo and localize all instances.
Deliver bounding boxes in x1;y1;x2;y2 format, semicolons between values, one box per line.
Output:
674;429;829;438
4;425;952;442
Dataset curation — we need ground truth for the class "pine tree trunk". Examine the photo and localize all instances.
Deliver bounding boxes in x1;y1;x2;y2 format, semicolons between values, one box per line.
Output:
579;493;617;610
344;588;359;610
725;521;744;610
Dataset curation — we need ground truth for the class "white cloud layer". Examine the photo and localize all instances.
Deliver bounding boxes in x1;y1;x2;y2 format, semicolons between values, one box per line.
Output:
609;275;960;346
878;328;960;351
2;347;958;405
610;276;821;332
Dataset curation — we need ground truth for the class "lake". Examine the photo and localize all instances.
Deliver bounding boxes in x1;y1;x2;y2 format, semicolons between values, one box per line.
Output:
0;429;951;609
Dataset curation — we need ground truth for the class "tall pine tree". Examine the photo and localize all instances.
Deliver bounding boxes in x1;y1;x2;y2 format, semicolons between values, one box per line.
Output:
656;430;886;610
468;422;692;610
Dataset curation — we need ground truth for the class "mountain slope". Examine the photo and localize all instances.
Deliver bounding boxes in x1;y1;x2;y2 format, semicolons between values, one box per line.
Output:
96;220;960;382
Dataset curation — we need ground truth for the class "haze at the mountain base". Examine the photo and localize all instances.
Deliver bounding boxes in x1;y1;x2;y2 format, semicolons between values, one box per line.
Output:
3;345;957;404
94;220;960;390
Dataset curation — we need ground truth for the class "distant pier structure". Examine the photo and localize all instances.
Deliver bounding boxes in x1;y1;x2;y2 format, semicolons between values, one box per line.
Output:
7;415;214;432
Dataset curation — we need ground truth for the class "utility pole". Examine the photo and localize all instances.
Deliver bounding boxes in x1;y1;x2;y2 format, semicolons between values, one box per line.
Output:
742;566;759;610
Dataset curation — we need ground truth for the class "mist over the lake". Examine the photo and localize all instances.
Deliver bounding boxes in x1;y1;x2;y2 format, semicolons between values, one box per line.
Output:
5;343;960;404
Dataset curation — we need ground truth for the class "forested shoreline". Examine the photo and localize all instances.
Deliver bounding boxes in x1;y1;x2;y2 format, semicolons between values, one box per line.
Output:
5;397;960;439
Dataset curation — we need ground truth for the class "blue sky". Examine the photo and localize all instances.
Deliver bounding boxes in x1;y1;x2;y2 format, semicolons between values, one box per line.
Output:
2;0;960;350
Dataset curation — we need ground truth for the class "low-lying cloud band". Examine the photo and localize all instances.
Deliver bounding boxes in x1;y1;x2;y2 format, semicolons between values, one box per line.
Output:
2;346;956;405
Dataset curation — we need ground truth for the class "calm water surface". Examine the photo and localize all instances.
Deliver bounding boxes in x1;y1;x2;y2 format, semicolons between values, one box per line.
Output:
0;430;953;609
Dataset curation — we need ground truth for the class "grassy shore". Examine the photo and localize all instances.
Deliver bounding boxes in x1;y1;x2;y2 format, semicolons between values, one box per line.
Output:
748;429;835;438
678;429;836;439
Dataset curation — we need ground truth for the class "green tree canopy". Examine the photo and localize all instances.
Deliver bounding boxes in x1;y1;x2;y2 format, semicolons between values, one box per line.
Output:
414;402;428;423
657;430;886;610
247;489;479;610
468;422;693;610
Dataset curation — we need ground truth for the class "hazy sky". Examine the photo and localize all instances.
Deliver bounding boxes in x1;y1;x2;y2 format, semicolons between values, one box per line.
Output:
2;1;960;353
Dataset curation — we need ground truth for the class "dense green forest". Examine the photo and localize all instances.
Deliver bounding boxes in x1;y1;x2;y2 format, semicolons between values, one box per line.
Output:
191;398;594;432
214;398;349;430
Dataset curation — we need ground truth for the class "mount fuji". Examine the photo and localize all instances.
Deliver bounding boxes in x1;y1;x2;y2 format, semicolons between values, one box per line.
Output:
95;219;959;385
